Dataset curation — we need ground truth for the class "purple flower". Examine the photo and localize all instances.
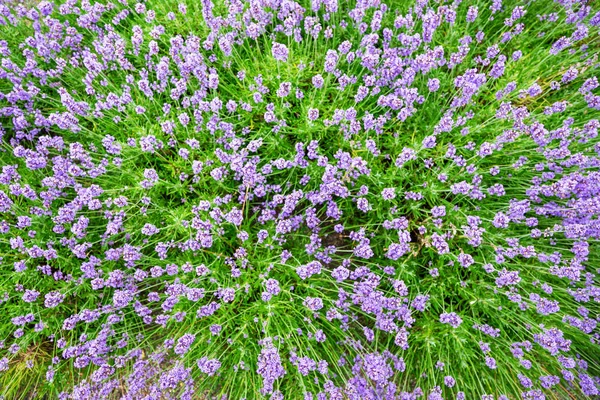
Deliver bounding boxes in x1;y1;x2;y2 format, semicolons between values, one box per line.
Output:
466;6;478;22
496;269;521;287
485;356;497;369
297;261;322;279
175;334;195;355
197;357;221;376
218;288;235;303
22;290;40;303
113;289;134;309
363;353;392;383
271;42;289;62
396;147;417;167
265;279;280;295
141;168;159;188
440;312;463;328
386;243;409;260
431;206;446;217
381;188;396;200
492;212;509;228
411;295;430;312
457;253;474;268
312;74;324;88
303;296;323;311
276;82;291;98
356;198;371;212
141;223;159;236
428;78;440;92
431;233;449;254
422;135;437;149
561;67;578;84
0;190;13;212
331;266;350;281
353;240;374;259
394;327;409;350
257;339;286;394
44;291;65;308
295;356;316;376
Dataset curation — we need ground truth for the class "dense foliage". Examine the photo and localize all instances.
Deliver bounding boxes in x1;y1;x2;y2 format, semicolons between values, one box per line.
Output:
0;0;599;398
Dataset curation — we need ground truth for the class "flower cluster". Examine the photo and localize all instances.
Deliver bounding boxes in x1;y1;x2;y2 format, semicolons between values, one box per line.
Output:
0;0;599;399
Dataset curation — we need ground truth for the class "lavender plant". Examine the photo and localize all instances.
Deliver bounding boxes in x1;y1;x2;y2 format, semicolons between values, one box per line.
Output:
0;0;599;398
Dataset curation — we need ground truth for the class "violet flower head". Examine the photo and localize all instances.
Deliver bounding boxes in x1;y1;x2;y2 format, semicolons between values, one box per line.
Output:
271;42;289;62
197;357;221;376
440;312;463;328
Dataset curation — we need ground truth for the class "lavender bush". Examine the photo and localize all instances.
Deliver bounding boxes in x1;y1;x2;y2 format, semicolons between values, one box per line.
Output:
0;0;599;398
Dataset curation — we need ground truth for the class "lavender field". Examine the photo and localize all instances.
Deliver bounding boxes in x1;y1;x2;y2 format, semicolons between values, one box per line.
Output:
0;0;599;398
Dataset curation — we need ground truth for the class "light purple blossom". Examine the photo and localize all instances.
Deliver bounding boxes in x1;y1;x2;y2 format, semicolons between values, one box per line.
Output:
197;357;221;376
440;312;463;328
271;42;289;62
44;292;65;308
307;108;319;121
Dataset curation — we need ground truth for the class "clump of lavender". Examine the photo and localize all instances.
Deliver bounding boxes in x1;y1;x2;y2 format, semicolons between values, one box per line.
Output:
0;0;599;399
